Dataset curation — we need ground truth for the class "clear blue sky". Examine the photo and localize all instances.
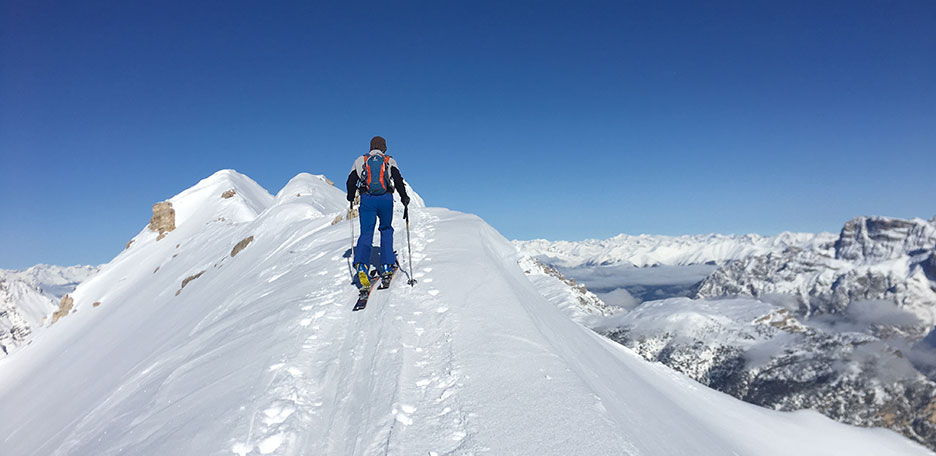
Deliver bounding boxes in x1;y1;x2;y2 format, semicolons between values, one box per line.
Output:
1;1;934;269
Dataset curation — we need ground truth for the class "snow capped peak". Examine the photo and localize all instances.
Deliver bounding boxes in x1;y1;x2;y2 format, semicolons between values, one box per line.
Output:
273;173;348;216
169;169;274;226
515;231;837;268
834;215;936;263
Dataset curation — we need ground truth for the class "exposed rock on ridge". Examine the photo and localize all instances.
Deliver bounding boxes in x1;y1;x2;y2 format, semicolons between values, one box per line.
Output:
148;201;176;241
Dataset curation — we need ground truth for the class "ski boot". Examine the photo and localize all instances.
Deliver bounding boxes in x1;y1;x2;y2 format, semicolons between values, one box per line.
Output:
378;264;396;289
355;263;371;289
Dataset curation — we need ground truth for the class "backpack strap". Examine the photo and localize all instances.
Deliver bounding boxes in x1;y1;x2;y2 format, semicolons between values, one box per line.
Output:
380;155;390;190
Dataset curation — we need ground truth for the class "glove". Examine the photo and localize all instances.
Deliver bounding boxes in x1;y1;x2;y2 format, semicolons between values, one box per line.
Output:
347;193;355;203
401;195;410;206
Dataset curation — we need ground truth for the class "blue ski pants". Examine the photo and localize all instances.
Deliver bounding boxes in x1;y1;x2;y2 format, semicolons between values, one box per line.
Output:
354;193;396;268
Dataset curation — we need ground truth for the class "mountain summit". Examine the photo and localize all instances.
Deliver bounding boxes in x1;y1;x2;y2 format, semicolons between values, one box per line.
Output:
0;170;928;455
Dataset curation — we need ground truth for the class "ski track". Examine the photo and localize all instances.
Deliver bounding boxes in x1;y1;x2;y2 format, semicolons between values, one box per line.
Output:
232;210;475;456
2;171;930;456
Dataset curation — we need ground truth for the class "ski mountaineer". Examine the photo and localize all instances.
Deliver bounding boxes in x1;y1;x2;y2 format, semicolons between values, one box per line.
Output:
346;136;410;289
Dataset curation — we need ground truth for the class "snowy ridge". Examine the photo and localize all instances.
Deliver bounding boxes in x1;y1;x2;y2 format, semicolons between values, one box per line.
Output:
514;231;837;268
0;170;928;455
517;255;616;324
0;264;98;356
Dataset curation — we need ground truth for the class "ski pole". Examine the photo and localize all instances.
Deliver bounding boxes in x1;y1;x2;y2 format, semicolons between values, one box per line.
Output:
405;205;417;286
348;204;355;277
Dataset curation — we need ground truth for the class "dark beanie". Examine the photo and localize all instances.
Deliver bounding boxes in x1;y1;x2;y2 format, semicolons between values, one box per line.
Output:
370;136;387;152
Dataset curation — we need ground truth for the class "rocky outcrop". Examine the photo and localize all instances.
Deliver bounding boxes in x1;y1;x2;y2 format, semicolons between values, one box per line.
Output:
148;202;176;241
176;271;205;296
49;294;74;325
231;236;254;257
221;189;236;199
836;216;936;263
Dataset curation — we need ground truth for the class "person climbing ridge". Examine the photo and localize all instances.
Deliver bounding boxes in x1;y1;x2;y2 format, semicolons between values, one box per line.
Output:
346;136;410;290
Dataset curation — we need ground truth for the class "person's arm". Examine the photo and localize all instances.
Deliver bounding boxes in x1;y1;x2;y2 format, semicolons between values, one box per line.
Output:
346;170;358;203
390;167;409;206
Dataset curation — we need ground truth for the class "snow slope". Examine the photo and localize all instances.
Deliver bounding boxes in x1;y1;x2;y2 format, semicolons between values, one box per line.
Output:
515;232;837;267
0;170;928;455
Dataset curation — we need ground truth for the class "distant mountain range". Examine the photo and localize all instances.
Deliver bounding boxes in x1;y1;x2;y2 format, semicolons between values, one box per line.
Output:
516;214;936;451
514;231;836;268
696;216;936;329
0;264;98;355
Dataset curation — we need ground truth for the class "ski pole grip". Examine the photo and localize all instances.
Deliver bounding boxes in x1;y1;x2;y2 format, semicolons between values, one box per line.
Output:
403;206;409;221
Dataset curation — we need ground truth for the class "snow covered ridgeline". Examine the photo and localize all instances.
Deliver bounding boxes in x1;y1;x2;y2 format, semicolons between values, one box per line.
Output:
0;264;99;356
0;170;929;455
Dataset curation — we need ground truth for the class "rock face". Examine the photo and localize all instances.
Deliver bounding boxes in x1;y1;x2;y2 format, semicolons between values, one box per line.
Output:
49;294;74;325
836;217;936;263
695;216;936;328
230;236;254;257
598;297;936;450
148;201;176;241
175;271;205;296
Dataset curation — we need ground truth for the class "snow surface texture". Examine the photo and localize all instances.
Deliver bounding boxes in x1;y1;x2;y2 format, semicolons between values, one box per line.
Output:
0;264;99;356
0;170;929;455
514;231;837;268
